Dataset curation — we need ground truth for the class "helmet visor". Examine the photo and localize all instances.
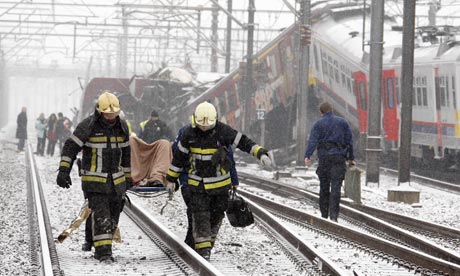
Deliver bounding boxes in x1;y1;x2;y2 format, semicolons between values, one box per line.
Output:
99;102;120;114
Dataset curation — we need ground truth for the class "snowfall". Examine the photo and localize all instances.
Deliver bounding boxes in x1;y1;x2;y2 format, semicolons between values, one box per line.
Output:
1;122;460;276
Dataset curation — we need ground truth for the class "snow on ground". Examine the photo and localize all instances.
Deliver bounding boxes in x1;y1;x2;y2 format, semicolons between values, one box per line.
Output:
2;123;460;275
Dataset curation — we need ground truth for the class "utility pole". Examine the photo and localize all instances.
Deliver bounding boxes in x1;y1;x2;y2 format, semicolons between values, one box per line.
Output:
243;0;255;132
211;1;219;72
296;0;311;165
225;0;233;73
398;0;416;184
366;0;385;185
118;6;128;77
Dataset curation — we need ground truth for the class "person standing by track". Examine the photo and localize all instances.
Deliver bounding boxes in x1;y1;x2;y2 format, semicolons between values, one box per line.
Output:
16;107;27;152
304;102;355;222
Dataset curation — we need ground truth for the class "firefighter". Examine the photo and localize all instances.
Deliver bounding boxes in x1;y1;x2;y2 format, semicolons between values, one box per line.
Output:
56;91;131;263
138;110;173;144
166;101;272;260
172;125;239;248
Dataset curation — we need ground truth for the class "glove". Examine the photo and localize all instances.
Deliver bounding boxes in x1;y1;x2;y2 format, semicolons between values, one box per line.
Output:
348;160;356;167
125;177;133;190
166;181;177;193
57;171;72;189
260;154;272;167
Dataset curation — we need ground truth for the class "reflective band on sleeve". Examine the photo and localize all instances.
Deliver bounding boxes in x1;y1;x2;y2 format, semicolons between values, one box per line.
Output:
188;178;200;186
61;156;72;163
112;171;125;179
113;176;126;185
250;145;262;157
122;167;131;173
70;134;84;147
60;161;70;168
167;170;180;178
169;164;182;173
233;132;243;148
177;141;189;154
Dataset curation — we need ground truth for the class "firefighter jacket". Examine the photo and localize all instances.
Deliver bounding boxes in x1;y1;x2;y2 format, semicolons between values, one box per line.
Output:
59;112;131;194
139;118;173;144
167;121;266;194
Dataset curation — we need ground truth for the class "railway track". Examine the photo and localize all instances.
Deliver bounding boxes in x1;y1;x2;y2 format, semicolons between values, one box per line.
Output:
238;171;460;275
26;143;222;276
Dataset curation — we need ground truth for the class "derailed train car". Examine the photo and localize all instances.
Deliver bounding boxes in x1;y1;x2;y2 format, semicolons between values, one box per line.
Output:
176;1;460;168
79;67;222;134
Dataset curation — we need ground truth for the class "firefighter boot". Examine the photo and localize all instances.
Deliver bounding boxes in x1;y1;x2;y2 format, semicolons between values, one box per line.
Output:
82;241;92;251
197;248;211;261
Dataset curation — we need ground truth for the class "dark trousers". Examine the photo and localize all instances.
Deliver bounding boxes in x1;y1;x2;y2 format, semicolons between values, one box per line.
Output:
86;187;123;257
316;155;347;221
47;140;57;156
190;185;229;256
18;138;25;151
36;137;46;155
180;184;194;248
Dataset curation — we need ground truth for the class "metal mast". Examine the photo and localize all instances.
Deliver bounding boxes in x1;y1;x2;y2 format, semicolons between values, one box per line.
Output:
366;0;385;185
296;0;311;165
398;0;417;184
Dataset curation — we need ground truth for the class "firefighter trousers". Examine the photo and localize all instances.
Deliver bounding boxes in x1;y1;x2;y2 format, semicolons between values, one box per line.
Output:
86;187;123;258
190;189;229;256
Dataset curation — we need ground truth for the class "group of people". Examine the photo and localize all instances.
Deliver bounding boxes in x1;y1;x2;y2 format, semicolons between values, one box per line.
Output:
15;107;72;156
54;91;355;264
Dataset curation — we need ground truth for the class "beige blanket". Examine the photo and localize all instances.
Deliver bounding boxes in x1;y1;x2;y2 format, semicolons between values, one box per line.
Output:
130;136;172;185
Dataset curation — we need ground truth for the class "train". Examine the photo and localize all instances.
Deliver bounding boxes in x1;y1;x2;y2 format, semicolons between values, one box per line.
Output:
79;1;460;169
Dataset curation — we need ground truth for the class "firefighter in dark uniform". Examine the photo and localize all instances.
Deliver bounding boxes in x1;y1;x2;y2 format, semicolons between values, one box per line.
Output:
166;101;273;260
138;110;173;143
304;102;355;222
56;92;131;262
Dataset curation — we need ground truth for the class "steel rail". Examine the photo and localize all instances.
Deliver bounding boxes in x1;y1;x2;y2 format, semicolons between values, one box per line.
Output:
239;188;460;275
124;200;224;276
25;143;62;276
245;197;347;275
238;171;460;265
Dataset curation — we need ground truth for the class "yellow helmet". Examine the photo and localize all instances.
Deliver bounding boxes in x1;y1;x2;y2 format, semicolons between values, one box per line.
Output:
97;92;120;114
194;101;217;127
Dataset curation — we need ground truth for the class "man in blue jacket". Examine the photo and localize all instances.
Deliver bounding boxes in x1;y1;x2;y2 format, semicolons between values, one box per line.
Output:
304;102;355;222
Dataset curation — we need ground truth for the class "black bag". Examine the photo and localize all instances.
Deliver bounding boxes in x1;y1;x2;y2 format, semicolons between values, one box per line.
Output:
226;191;254;227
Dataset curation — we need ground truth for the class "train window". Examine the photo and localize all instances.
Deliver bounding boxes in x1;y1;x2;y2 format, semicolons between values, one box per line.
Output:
387;78;395;109
440;76;448;107
321;50;328;77
452;76;457;109
359;82;367;110
417;87;423;107
334;60;340;84
313;45;320;71
412;88;417;106
422;87;428;106
395;78;401;104
347;77;352;94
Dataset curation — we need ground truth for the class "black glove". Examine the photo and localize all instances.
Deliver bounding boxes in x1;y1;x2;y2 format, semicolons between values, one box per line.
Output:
125;177;133;190
56;171;72;189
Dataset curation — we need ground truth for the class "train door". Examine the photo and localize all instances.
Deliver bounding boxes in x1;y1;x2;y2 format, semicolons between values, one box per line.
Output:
353;71;368;134
382;69;399;141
